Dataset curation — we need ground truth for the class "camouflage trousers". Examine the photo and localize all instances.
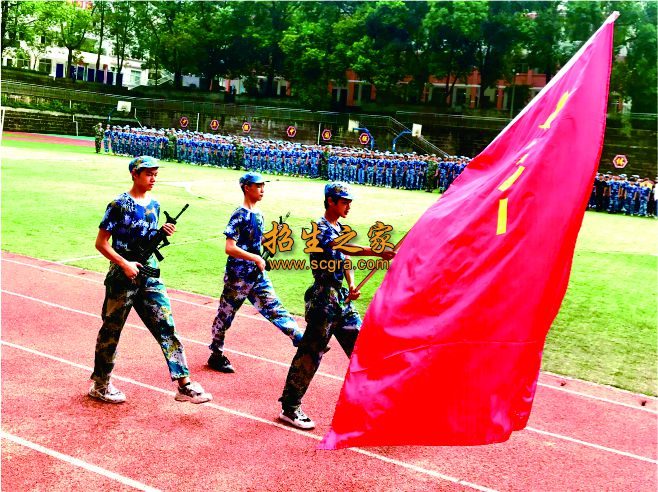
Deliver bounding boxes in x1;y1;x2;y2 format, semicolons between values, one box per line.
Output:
279;283;361;410
91;264;190;384
209;269;303;353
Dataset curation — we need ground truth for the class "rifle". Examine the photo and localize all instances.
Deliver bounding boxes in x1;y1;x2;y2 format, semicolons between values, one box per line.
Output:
248;211;290;281
263;211;290;271
132;204;189;278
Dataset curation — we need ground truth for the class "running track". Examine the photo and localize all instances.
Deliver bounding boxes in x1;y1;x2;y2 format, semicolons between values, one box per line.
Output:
2;131;94;147
2;252;656;491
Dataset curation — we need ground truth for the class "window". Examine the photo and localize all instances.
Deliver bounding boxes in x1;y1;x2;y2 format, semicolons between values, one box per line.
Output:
38;58;52;74
361;84;372;101
5;58;13;67
130;69;141;86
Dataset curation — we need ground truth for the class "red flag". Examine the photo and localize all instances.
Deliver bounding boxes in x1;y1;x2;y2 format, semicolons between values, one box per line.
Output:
320;12;619;450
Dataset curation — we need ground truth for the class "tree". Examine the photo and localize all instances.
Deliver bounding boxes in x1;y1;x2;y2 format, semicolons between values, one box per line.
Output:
94;0;109;72
1;1;39;56
191;2;262;92
241;1;292;97
624;2;657;113
336;1;428;100
107;1;137;84
280;2;355;109
422;1;483;107
134;1;202;90
476;2;527;108
41;0;95;81
518;1;568;84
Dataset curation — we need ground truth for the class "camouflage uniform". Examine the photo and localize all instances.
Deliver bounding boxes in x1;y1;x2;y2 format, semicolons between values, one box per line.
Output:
91;188;190;384
94;123;104;154
209;176;303;354
279;184;361;411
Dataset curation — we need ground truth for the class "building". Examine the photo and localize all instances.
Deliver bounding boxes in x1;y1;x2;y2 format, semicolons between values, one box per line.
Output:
2;42;149;90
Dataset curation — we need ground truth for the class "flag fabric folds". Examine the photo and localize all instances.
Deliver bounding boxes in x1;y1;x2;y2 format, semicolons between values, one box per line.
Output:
320;12;619;450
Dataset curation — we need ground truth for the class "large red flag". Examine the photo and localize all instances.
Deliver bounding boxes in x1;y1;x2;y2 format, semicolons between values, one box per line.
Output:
320;12;618;450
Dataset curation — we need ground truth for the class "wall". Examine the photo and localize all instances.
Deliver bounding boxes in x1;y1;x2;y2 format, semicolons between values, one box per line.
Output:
1;107;138;137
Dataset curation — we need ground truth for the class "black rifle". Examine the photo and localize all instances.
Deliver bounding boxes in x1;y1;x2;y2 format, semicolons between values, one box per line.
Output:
248;211;290;281
132;204;189;278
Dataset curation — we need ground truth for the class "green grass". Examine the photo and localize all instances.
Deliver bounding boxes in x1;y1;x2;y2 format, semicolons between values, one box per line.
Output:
2;138;657;395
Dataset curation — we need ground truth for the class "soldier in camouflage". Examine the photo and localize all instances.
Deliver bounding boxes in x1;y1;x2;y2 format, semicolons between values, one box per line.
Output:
277;182;396;430
94;122;104;154
207;172;304;373
89;156;212;405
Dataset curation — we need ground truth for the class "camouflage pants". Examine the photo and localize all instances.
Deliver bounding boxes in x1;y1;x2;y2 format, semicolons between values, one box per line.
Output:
279;283;361;410
209;269;303;353
95;138;102;153
91;264;190;384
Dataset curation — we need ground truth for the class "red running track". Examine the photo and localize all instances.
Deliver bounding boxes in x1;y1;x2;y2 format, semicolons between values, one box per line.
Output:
2;131;94;147
2;252;656;491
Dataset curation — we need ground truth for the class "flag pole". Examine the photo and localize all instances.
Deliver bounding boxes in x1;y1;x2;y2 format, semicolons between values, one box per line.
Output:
352;231;408;294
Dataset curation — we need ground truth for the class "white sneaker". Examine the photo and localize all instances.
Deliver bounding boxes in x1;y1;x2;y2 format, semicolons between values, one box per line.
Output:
89;381;126;404
278;407;315;430
175;381;213;404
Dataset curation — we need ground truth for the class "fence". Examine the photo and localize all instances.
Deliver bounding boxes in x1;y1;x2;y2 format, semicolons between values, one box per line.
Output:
1;80;451;155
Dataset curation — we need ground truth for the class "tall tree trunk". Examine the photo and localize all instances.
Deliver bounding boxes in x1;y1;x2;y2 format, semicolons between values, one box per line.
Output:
95;2;105;72
67;48;75;82
444;50;454;107
174;68;183;90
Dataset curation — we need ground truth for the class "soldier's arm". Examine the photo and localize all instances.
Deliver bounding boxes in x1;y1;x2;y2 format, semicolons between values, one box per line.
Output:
225;237;266;271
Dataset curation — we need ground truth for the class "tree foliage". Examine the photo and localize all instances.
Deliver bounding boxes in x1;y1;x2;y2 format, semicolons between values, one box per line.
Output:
6;0;656;113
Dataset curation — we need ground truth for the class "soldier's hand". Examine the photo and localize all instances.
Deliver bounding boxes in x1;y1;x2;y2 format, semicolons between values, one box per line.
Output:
122;261;141;281
347;286;361;301
255;256;266;271
379;249;397;261
162;223;176;236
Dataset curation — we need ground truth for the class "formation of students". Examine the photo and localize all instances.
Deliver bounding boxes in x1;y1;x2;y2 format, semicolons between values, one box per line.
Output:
97;124;471;193
89;153;396;430
589;172;657;217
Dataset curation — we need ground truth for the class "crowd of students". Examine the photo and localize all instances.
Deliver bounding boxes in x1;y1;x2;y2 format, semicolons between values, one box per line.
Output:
96;125;656;217
589;172;656;217
98;125;470;193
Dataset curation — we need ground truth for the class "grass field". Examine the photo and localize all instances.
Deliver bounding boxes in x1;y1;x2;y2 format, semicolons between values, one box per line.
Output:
2;139;656;395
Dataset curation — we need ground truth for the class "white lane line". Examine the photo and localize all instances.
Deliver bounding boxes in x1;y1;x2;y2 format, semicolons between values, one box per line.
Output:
3;257;657;412
0;341;497;492
537;383;656;413
2;282;658;406
0;431;162;492
525;427;657;464
542;370;658;398
1;290;341;380
3;292;657;465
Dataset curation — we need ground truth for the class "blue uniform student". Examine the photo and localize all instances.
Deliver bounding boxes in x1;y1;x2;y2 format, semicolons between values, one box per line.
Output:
327;156;336;181
406;165;416;190
103;125;111;153
310;153;320;178
375;163;384;187
385;162;393;188
277;182;396;430
89;156;212;405
608;176;622;213
208;172;304;373
639;183;651;216
366;162;374;185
